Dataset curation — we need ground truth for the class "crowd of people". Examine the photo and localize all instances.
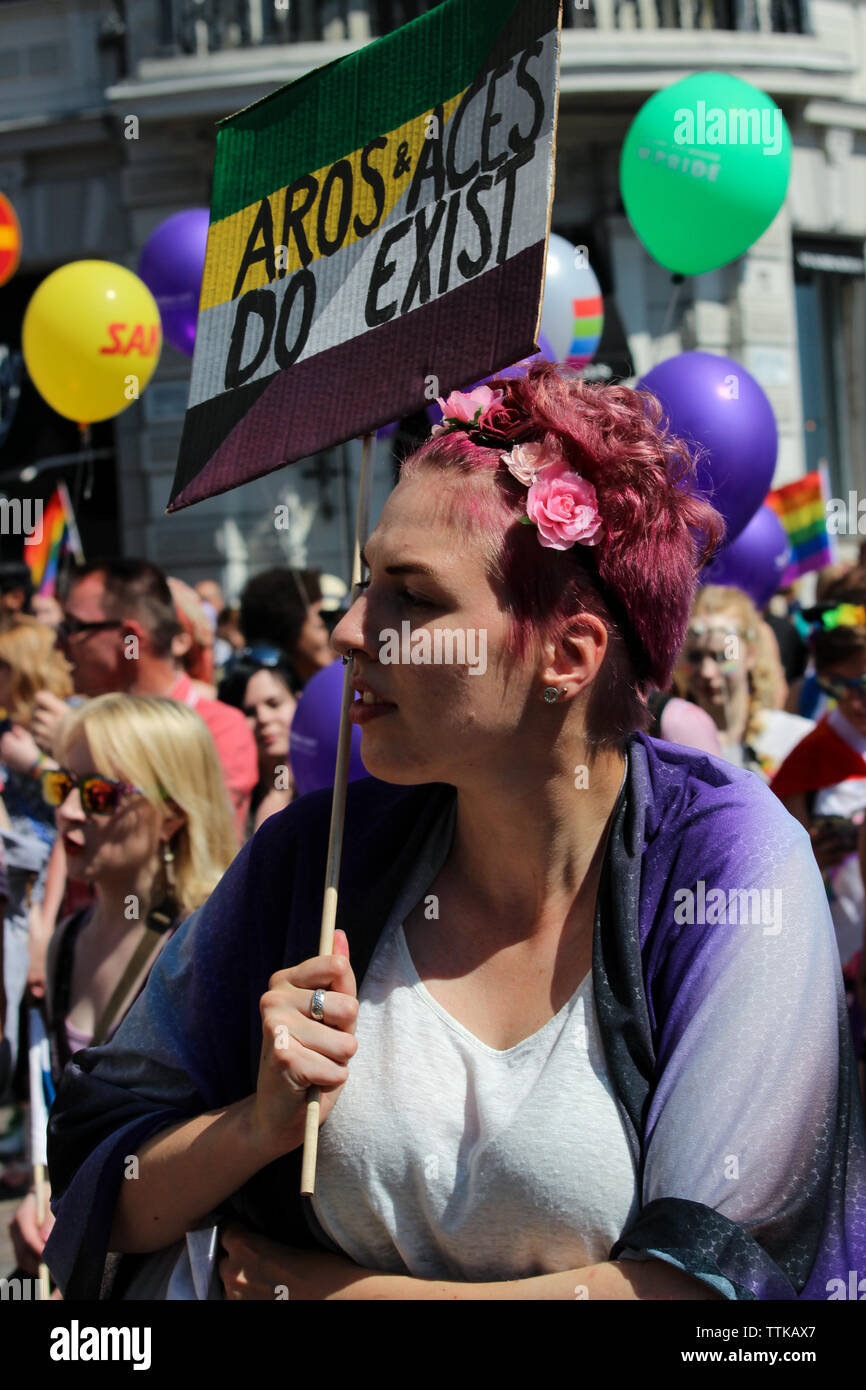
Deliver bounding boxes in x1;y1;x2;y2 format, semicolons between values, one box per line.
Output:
0;555;338;1276
0;367;864;1299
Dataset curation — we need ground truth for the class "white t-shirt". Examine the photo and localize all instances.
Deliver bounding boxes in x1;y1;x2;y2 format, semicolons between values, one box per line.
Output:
721;708;814;780
312;915;640;1282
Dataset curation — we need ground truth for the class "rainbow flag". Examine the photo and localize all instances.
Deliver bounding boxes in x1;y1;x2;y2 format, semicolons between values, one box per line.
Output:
25;482;83;595
765;465;836;584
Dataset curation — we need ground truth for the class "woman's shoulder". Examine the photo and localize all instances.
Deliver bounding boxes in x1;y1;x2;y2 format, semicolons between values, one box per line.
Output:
631;733;832;973
632;729;808;856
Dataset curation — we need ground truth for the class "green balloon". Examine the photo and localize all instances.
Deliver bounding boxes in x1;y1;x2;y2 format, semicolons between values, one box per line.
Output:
620;72;792;276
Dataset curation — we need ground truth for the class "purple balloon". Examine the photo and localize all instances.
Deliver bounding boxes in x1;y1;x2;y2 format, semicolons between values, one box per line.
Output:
637;352;778;543
702;505;791;609
137;208;210;357
289;659;369;796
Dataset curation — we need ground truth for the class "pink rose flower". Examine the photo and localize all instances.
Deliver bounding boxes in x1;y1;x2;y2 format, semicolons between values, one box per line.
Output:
525;462;602;550
433;386;504;433
502;442;546;486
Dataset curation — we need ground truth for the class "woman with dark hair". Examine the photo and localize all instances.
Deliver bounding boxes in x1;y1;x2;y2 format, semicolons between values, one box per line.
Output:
238;568;332;688
44;367;866;1300
218;653;299;834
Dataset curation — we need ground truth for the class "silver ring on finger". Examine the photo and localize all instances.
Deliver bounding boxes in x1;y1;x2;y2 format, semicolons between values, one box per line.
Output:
310;988;326;1021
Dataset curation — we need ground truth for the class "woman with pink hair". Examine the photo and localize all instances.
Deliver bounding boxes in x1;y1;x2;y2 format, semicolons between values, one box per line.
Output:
46;366;866;1301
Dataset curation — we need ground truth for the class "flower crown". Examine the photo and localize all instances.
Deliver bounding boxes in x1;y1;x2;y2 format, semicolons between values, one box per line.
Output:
432;386;602;553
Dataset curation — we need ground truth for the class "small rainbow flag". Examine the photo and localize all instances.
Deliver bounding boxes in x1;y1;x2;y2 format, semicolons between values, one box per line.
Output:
765;465;836;584
25;482;83;596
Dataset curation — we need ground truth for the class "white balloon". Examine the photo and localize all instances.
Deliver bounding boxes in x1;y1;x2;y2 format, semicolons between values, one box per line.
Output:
540;233;604;365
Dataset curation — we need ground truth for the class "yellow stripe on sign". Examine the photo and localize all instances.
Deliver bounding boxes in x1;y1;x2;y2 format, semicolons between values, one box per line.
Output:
199;92;465;313
0;226;18;249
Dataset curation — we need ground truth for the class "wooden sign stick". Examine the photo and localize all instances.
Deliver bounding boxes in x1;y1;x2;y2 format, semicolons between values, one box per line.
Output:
34;1162;51;1300
300;431;375;1196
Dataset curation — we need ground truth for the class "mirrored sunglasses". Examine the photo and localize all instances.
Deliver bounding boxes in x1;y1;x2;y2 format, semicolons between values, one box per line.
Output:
41;768;146;815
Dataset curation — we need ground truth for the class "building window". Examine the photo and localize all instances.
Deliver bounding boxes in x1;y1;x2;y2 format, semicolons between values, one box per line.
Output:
794;237;866;501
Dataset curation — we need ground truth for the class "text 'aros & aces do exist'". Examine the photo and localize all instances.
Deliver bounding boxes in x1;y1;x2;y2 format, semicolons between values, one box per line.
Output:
224;42;548;391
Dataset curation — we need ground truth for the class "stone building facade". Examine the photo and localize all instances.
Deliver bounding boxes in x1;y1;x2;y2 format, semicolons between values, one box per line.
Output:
0;0;864;590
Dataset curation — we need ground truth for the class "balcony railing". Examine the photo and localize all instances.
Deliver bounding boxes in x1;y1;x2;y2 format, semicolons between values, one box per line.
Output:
566;0;810;32
155;1;441;53
154;0;811;56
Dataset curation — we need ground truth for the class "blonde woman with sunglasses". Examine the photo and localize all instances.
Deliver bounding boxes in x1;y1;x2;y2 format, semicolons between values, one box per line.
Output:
9;692;236;1284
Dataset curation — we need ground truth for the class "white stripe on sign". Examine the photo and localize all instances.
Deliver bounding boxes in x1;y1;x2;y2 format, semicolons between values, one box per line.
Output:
186;32;558;411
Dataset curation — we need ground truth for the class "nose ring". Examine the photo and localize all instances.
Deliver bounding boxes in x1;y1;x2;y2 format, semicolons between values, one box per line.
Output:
342;649;354;665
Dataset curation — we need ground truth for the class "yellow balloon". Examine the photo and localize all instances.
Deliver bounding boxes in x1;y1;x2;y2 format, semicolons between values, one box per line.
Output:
22;259;162;424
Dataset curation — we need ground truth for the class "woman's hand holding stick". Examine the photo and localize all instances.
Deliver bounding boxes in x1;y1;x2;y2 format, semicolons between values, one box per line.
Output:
108;931;358;1254
253;930;358;1156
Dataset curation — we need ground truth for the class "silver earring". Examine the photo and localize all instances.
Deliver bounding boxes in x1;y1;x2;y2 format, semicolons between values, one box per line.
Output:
543;687;562;703
162;841;175;890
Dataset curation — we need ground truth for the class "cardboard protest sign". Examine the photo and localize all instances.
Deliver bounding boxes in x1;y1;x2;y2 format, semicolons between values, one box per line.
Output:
167;0;562;512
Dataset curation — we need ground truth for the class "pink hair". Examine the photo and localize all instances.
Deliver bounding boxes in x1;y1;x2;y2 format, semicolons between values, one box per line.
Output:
399;364;725;746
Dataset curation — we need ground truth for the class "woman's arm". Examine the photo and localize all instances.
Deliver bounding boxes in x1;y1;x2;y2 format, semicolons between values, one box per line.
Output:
347;1260;723;1300
629;822;859;1300
110;937;359;1253
219;1226;724;1301
108;1097;291;1253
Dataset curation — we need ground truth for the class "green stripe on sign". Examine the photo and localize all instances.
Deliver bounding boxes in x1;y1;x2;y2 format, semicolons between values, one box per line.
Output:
211;0;539;223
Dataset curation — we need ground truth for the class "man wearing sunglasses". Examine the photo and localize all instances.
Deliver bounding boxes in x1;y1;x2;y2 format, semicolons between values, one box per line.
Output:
23;559;256;844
